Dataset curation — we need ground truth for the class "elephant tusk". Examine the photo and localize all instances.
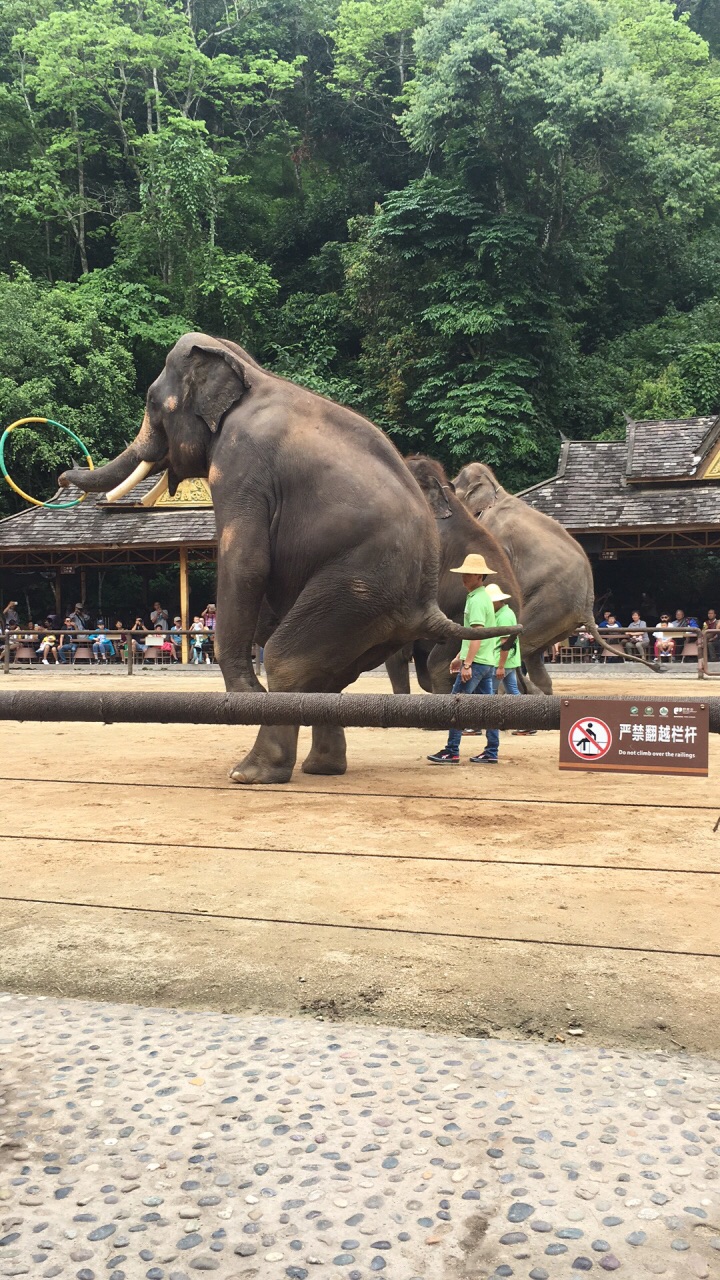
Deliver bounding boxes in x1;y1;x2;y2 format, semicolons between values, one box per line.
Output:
140;471;170;507
105;460;156;504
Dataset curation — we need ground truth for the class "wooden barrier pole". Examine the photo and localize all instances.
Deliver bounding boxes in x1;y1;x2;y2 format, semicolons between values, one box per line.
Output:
179;547;189;665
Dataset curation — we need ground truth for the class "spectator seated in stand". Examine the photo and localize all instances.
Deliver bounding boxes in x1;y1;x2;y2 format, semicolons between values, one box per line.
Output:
572;624;593;658
130;617;147;657
57;619;77;663
159;625;176;661
624;610;649;657
602;614;623;662
90;624;115;662
169;617;182;659
143;625;166;660
654;615;675;660
36;625;58;664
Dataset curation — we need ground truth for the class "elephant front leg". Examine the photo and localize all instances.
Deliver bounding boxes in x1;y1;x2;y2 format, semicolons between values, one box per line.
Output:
215;522;270;693
229;723;299;785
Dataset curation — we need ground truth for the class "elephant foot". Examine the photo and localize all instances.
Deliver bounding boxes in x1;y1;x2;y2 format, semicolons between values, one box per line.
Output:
229;755;294;785
301;751;347;777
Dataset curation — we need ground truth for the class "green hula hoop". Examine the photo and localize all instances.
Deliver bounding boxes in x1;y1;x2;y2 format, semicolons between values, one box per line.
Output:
0;417;94;509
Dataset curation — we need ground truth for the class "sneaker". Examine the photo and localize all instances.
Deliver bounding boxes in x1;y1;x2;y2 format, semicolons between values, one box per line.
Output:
511;730;538;736
42;658;49;665
427;749;460;764
470;753;498;764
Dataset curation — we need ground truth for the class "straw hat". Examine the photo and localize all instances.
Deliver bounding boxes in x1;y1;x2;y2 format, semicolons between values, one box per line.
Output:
485;582;511;603
449;553;495;575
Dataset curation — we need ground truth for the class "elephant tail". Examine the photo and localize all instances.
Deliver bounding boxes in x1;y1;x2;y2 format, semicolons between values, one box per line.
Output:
585;619;661;673
421;605;522;646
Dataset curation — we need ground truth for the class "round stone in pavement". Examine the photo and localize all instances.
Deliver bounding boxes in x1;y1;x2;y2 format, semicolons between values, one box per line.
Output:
507;1204;534;1223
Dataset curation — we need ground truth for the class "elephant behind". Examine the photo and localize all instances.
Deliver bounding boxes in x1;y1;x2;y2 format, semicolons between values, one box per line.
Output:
59;334;518;785
453;461;655;691
386;456;522;695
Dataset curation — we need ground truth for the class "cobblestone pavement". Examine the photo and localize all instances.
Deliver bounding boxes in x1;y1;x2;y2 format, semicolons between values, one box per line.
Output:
0;995;718;1280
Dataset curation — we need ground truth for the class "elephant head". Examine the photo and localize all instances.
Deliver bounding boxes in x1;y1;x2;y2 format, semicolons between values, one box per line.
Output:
453;462;503;519
59;333;254;502
405;455;455;519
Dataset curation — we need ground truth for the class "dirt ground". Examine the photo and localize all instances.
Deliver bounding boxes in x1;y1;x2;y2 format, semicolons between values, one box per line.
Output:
0;665;718;1055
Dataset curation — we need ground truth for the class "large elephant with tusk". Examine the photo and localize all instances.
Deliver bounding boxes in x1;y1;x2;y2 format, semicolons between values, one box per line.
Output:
60;333;520;785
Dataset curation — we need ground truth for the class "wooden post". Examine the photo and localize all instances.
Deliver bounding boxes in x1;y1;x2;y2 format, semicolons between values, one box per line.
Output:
54;572;62;618
80;568;87;610
179;547;189;664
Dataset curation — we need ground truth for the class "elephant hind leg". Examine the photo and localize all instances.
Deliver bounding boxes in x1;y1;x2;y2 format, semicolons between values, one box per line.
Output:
386;646;412;695
522;649;554;695
231;583;384;784
302;724;347;776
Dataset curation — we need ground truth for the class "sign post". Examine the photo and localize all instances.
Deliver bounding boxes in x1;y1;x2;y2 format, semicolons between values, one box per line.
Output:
559;698;709;776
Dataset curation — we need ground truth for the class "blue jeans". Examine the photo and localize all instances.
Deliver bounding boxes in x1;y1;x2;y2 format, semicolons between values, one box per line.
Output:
495;667;521;696
447;663;498;756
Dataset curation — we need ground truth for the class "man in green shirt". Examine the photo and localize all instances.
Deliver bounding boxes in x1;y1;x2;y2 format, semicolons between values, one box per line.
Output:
487;584;522;695
427;553;501;764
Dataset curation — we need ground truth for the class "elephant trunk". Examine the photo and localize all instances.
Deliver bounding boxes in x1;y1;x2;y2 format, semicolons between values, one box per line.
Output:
58;412;166;498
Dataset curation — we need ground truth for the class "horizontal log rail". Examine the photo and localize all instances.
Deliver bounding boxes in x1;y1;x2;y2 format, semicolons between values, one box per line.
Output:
0;690;718;732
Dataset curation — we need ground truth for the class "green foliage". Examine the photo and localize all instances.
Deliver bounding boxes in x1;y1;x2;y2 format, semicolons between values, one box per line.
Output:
0;0;720;507
0;267;142;513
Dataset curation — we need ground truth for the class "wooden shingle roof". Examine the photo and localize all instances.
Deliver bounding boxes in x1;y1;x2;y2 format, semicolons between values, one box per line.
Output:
0;475;216;550
625;416;719;481
521;423;720;532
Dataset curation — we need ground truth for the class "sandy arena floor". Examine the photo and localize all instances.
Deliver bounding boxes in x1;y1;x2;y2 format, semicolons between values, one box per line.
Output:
0;667;717;1055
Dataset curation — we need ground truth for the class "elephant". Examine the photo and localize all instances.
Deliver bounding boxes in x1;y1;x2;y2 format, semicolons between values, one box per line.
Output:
385;456;522;695
453;461;657;692
59;333;520;785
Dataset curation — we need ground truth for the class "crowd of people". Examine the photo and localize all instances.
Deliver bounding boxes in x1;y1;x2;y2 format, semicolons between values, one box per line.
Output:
0;600;218;664
553;607;719;662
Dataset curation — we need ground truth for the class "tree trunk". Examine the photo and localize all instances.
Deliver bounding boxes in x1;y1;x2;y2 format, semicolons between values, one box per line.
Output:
398;31;405;91
72;108;89;275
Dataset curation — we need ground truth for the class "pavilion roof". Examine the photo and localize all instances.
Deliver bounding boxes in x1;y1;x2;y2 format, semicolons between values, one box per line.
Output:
0;475;216;550
520;416;720;531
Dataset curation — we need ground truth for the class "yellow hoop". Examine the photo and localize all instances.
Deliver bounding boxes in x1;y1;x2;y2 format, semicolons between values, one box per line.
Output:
1;417;94;508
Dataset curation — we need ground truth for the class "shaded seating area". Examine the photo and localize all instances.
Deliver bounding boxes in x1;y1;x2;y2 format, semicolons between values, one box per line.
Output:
0;474;216;664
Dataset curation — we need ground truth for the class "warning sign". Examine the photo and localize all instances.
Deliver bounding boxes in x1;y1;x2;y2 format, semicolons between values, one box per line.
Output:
559;698;709;776
567;717;612;760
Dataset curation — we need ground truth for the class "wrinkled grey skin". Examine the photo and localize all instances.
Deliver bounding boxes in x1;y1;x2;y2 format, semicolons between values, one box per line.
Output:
453;462;657;692
386;456;522;695
60;334;517;784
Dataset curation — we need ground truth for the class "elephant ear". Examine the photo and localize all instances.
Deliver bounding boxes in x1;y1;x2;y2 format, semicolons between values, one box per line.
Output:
423;474;453;520
188;342;250;433
464;480;494;518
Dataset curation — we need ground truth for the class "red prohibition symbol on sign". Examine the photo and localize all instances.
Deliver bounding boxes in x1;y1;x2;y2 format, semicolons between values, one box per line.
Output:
568;717;612;760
